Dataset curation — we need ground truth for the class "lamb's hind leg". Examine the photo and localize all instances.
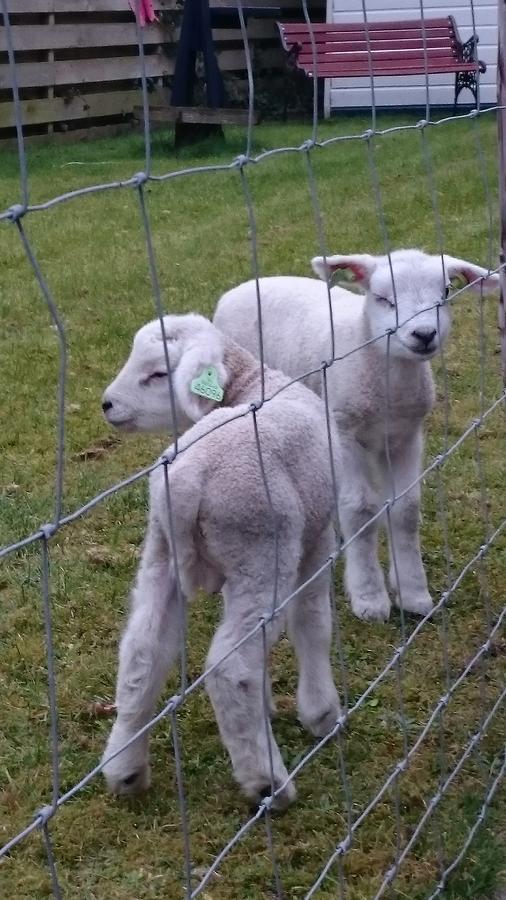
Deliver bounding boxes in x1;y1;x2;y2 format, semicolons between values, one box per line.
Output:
102;514;183;795
384;430;433;617
206;576;296;810
288;524;340;737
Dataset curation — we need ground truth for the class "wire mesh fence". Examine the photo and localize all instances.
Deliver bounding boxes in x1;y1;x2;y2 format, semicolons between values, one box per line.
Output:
1;1;505;898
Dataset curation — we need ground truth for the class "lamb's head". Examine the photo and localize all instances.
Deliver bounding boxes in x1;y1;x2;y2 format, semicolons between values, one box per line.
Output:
312;249;499;362
102;313;228;432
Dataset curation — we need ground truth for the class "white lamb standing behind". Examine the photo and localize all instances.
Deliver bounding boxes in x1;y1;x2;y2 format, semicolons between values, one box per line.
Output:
100;313;341;808
214;249;499;623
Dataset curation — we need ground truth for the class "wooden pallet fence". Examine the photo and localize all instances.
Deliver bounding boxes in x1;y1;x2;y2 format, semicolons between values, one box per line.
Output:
0;0;324;142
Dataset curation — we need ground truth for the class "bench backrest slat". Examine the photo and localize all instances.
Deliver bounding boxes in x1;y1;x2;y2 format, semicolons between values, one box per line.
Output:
279;19;459;55
280;18;454;36
290;35;453;49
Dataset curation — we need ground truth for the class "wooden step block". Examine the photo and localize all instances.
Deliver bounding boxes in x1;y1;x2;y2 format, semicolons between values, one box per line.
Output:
134;105;259;125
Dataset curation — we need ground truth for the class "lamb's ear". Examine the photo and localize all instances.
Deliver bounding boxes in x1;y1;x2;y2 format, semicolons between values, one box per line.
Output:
311;254;377;288
443;256;500;294
174;335;227;423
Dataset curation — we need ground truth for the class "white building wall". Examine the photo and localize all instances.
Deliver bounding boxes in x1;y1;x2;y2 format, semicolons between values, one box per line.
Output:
328;0;497;111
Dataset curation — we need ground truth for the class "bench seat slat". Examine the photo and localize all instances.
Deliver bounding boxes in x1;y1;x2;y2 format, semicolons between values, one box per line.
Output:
290;37;455;51
282;29;454;46
305;61;481;77
297;50;460;65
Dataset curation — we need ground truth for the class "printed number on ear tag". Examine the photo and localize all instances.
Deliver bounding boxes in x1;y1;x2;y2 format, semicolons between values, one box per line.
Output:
190;367;224;403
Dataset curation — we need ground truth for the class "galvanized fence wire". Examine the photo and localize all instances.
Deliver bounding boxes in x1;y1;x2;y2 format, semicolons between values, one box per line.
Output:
1;0;505;897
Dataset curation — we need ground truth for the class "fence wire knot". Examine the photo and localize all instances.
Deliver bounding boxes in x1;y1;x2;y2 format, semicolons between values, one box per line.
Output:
34;806;55;827
7;203;27;222
234;154;251;170
165;693;183;715
258;793;274;813
161;449;177;466
132;171;148;187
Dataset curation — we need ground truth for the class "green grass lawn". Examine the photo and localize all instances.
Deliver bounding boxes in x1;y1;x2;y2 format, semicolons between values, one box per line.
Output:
0;115;505;899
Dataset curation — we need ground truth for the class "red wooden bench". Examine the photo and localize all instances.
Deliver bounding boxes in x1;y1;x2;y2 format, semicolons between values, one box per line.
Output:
278;17;486;112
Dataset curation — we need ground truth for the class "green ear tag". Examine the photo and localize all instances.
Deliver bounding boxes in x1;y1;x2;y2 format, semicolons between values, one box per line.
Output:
190;366;224;403
340;268;356;283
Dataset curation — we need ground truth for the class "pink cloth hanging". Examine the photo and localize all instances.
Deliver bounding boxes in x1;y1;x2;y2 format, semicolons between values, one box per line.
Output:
129;0;158;26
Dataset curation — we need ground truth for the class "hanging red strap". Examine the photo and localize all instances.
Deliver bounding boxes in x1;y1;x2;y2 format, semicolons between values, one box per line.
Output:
130;0;158;27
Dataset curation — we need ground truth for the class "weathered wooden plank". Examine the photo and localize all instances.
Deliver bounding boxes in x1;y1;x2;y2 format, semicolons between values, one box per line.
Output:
0;87;168;128
178;106;259;124
211;0;323;7
0;55;171;89
4;0;178;13
46;9;55;135
0;48;247;89
0;20;274;51
1;23;169;52
134;104;258;125
2;0;318;12
215;20;276;40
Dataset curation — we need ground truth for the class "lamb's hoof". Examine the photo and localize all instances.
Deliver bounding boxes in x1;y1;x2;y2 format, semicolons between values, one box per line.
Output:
103;762;151;796
308;704;340;738
395;591;434;617
244;777;296;811
300;694;341;737
351;593;391;623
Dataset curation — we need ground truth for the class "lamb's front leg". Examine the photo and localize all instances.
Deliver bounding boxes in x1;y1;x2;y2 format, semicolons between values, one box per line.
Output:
383;429;433;617
339;439;391;622
288;525;340;736
102;517;183;795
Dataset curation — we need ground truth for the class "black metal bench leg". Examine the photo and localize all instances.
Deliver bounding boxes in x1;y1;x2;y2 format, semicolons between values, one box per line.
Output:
454;35;481;114
454;71;479;114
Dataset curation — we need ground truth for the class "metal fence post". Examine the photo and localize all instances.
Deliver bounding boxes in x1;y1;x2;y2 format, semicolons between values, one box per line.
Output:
498;0;506;383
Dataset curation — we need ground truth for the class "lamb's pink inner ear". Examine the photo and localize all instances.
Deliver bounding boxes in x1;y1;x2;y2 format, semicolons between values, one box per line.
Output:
459;267;499;288
329;261;369;284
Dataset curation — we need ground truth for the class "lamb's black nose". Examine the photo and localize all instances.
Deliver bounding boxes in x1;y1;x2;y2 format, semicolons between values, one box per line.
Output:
102;400;113;412
412;328;437;349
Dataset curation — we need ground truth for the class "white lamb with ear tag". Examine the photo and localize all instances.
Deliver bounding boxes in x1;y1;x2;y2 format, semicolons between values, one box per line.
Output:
101;312;342;808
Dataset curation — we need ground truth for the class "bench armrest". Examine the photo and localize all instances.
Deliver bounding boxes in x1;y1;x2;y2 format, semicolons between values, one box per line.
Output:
450;16;487;73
